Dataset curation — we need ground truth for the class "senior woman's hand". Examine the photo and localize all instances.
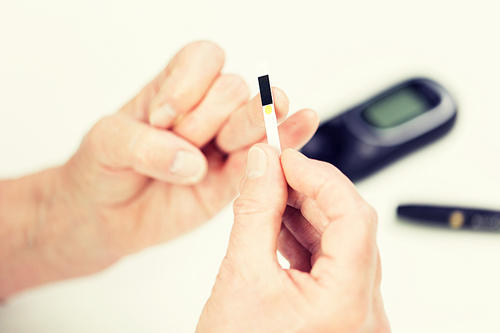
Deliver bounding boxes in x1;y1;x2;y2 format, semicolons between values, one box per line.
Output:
0;41;319;298
196;145;390;332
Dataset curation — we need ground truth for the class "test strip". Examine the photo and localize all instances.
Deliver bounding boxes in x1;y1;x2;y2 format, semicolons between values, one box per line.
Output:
256;62;281;154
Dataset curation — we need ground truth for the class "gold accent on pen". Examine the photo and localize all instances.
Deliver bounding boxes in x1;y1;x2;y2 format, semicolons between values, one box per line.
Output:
449;210;465;229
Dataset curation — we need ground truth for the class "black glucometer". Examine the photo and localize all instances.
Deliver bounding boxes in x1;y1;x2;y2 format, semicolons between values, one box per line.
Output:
301;78;457;182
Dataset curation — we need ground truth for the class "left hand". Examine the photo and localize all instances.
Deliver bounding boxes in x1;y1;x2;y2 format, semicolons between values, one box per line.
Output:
19;41;318;292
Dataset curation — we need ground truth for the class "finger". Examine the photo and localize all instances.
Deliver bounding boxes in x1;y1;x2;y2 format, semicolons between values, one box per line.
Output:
197;109;320;217
277;109;319;150
281;205;322;266
215;87;290;153
173;74;249;147
147;41;225;128
118;68;169;121
277;223;312;272
85;114;207;184
286;186;330;236
281;149;378;284
282;149;363;219
229;144;287;271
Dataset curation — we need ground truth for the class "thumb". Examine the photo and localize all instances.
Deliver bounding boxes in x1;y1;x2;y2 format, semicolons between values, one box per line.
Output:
83;114;208;184
228;144;288;270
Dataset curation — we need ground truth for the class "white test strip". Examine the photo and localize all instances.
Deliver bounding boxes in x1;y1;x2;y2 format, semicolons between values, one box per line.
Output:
256;62;281;154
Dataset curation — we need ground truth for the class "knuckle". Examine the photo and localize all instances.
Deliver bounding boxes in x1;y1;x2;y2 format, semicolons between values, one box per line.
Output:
90;115;113;137
215;74;250;104
317;177;336;197
233;195;282;221
183;40;225;65
355;239;375;267
82;115;127;166
85;116;114;151
196;40;225;62
129;130;155;166
358;201;379;226
351;216;376;258
309;239;322;256
167;85;191;109
233;196;267;217
316;177;338;207
166;42;226;111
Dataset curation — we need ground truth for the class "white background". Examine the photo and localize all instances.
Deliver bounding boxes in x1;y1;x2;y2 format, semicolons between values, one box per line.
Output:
1;0;500;332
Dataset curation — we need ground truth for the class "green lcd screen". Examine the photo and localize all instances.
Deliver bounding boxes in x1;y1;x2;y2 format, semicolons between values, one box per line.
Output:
362;87;429;128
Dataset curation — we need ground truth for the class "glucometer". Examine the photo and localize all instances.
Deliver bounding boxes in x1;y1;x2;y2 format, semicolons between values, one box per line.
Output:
301;78;457;182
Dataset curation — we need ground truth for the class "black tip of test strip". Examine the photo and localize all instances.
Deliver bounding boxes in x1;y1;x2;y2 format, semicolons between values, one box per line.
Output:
258;75;273;106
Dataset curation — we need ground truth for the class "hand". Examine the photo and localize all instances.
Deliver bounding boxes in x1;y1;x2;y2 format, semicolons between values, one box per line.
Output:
196;145;390;332
0;41;319;297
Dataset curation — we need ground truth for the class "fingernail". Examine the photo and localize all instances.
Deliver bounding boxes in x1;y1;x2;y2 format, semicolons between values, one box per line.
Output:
246;146;268;179
150;103;176;127
170;150;205;181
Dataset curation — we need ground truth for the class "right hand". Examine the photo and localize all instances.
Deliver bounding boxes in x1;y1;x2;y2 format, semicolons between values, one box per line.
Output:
196;145;390;332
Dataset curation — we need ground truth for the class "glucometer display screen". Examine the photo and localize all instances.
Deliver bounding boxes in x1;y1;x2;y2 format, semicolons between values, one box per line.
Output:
362;87;430;128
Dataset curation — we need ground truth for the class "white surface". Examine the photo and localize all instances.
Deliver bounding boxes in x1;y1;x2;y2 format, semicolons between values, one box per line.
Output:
1;0;500;332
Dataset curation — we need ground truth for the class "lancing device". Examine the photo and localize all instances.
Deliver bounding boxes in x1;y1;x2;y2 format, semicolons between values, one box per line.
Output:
397;204;500;232
256;62;281;154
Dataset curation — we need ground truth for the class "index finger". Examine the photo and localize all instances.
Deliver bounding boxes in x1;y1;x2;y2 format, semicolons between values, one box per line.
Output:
215;87;289;153
281;149;378;284
281;149;363;220
119;41;225;126
148;41;225;128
